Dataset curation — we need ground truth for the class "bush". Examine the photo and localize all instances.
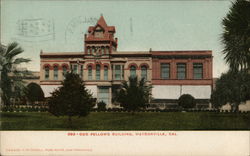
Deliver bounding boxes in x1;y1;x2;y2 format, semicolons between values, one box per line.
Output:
178;94;196;109
97;101;106;111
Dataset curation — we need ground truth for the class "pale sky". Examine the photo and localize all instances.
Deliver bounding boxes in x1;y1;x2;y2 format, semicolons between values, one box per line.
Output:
1;0;233;77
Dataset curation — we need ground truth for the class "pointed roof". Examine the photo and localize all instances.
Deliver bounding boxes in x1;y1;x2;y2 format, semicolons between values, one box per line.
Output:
96;15;108;29
88;15;115;33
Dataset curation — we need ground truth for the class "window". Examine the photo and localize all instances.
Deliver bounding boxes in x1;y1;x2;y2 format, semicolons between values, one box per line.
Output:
193;63;203;79
87;47;90;55
45;66;50;80
73;65;78;74
53;66;58;80
101;47;105;55
130;65;136;78
177;63;186;79
161;63;170;79
113;65;124;80
92;47;95;53
62;66;67;78
80;65;83;78
141;66;147;80
114;65;121;80
88;66;92;80
98;87;109;105
104;66;108;80
96;64;100;80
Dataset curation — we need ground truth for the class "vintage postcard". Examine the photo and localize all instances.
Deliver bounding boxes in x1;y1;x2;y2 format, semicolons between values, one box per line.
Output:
0;0;249;155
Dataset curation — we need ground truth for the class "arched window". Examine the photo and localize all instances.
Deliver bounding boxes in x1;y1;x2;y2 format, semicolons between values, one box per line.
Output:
96;64;100;80
130;65;136;78
54;66;58;80
92;47;95;54
88;66;92;80
62;65;67;78
141;66;147;80
101;47;105;55
44;66;50;80
87;47;90;55
104;66;108;80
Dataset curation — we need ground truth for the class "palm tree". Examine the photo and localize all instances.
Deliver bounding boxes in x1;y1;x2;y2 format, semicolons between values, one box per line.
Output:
221;0;250;71
0;42;31;106
115;76;152;112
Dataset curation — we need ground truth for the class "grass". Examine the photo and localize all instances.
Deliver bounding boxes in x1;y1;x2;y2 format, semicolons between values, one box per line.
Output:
0;112;249;130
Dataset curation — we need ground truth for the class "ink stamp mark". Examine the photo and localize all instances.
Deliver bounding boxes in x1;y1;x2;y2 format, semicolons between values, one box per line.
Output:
65;16;98;43
15;18;55;42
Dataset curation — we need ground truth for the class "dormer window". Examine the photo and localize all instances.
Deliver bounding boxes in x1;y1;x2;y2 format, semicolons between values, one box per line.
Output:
94;27;104;38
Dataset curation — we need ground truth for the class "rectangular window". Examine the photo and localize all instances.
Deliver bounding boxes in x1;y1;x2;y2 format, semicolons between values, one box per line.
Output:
45;67;49;80
96;65;100;80
98;87;109;105
54;66;58;80
88;66;92;80
114;65;121;80
141;66;147;80
161;63;170;79
104;66;108;80
193;63;203;79
62;66;67;79
177;63;186;79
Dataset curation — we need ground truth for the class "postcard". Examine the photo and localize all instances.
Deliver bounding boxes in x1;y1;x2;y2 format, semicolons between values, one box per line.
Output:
0;0;249;155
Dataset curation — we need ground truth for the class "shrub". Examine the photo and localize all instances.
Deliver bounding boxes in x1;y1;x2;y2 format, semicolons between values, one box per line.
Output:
178;94;196;109
97;101;106;111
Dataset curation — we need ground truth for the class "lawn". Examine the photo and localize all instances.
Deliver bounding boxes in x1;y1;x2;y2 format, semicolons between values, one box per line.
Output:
0;112;249;130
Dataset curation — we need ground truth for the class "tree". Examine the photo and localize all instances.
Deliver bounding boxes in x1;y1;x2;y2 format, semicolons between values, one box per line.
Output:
0;42;31;106
115;76;152;112
211;70;250;111
178;94;196;109
48;72;95;127
26;83;45;105
97;101;106;111
221;0;250;71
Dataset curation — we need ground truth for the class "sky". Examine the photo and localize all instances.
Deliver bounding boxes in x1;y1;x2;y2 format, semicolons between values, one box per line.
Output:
1;0;233;77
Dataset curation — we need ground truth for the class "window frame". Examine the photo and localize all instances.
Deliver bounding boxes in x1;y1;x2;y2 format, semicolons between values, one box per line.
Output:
141;65;147;80
44;66;50;80
53;66;58;80
193;63;203;79
160;63;170;79
88;66;92;80
177;63;186;80
96;64;101;80
130;65;136;78
104;66;108;80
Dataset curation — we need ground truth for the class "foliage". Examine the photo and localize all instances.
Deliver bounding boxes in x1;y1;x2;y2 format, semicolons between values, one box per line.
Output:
97;101;106;111
48;72;95;126
1;112;250;130
221;0;250;71
178;94;196;109
25;83;45;104
1;105;48;112
115;76;152;112
0;42;31;106
211;70;250;111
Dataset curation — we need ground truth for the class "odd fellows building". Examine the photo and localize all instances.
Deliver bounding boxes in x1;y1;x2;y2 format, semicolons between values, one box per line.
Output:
40;16;213;108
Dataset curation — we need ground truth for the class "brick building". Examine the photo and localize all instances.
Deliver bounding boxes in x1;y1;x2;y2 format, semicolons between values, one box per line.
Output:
40;16;213;108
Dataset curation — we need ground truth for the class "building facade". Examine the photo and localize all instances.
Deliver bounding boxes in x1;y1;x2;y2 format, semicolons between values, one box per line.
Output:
40;16;213;108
